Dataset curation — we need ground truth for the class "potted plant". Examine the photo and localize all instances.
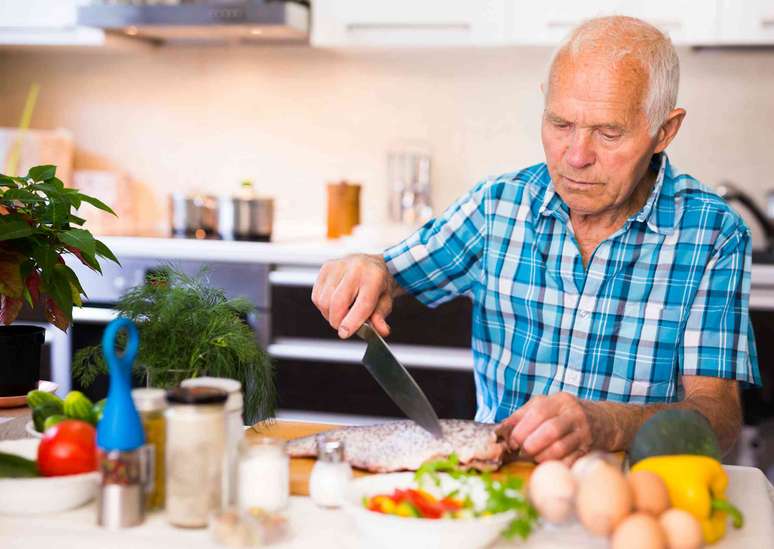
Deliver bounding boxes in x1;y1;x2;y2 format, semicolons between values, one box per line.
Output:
0;164;118;396
72;267;275;423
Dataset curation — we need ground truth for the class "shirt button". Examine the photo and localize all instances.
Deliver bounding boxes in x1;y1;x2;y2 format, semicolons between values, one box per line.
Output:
564;369;582;386
579;309;590;319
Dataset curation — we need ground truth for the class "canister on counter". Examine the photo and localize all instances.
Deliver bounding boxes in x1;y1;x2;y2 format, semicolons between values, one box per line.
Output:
131;388;167;511
181;376;244;508
237;436;289;513
165;386;228;528
326;180;361;239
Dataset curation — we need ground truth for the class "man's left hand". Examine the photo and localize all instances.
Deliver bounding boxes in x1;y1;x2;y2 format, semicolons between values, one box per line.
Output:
496;392;596;465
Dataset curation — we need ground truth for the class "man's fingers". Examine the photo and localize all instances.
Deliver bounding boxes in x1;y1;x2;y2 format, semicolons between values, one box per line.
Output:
338;280;381;338
369;294;393;337
532;430;581;463
327;270;360;330
507;397;554;449
312;264;346;321
521;416;574;457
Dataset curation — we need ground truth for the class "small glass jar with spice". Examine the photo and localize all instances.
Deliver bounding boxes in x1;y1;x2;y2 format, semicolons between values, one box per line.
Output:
165;386;228;528
237;436;289;513
131;388;166;511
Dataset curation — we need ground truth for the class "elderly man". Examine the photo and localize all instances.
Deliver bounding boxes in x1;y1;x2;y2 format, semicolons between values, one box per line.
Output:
312;16;760;463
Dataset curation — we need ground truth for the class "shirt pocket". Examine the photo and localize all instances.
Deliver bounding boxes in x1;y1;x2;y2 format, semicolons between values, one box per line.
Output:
610;301;684;400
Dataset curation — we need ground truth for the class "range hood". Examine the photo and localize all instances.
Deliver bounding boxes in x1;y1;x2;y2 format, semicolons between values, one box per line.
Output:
77;1;309;46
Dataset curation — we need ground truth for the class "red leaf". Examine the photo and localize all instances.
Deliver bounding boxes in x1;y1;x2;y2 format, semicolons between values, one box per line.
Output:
25;270;41;305
0;252;24;299
0;295;23;325
45;296;69;332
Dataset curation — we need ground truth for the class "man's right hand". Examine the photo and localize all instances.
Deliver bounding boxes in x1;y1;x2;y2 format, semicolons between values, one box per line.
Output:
311;253;398;339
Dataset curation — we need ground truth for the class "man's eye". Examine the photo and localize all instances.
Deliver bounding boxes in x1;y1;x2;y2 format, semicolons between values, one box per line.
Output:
553;122;570;129
600;132;621;141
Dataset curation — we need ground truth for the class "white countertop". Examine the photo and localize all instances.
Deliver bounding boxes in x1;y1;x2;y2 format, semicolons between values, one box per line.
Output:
1;466;771;549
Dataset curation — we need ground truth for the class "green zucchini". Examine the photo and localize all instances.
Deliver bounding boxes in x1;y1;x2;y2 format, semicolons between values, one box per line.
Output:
0;452;39;478
63;391;95;423
26;390;63;414
628;409;721;465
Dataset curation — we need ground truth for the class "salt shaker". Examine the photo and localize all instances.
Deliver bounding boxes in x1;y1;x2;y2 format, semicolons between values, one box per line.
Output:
309;437;352;508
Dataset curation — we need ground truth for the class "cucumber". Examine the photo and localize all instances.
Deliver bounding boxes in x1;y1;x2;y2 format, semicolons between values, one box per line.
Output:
32;402;64;432
26;390;63;414
628;409;721;465
92;399;107;423
43;414;66;431
63;391;95;423
0;452;39;478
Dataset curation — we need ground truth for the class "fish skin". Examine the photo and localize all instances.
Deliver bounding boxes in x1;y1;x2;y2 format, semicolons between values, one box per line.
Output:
286;419;506;473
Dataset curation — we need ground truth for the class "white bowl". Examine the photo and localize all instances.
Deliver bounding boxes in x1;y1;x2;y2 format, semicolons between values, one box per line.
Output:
0;439;98;515
25;420;43;439
343;473;517;549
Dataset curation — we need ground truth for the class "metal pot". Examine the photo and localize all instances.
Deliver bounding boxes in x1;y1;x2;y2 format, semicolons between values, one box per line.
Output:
229;197;274;242
169;193;219;239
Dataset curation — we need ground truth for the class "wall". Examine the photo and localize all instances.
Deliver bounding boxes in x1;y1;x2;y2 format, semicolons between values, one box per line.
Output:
1;45;773;240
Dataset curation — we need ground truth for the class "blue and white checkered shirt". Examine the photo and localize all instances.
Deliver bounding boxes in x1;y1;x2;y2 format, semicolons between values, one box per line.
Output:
384;154;761;422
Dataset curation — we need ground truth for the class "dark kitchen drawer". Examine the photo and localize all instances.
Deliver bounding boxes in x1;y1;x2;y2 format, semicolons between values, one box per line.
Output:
271;285;472;348
275;358;476;420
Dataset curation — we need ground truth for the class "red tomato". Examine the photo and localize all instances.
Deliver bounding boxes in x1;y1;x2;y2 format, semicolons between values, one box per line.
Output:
37;420;97;476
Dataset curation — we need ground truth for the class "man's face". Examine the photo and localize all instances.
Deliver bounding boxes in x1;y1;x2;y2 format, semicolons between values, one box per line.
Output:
541;52;659;219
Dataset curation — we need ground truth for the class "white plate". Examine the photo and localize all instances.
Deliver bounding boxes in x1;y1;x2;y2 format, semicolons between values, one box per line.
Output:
0;380;58;409
24;420;43;439
343;473;517;549
0;439;98;515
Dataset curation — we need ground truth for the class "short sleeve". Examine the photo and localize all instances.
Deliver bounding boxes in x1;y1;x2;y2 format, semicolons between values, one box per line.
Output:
679;227;761;386
383;180;489;307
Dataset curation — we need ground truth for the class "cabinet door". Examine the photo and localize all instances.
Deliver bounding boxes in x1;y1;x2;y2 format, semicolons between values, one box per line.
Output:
312;0;508;47
508;0;718;46
718;0;774;45
0;0;79;28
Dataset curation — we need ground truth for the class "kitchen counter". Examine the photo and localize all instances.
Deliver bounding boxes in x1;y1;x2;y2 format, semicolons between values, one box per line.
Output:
0;468;771;549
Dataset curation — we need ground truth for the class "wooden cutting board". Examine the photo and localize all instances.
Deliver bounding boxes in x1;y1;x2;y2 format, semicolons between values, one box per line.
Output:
247;420;537;496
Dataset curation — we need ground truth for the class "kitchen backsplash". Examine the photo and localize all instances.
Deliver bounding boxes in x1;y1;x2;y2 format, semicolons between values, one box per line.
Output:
0;45;773;238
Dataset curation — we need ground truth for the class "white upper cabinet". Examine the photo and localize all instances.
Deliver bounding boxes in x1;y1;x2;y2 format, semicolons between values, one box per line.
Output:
506;1;719;46
717;0;774;45
0;0;105;47
311;0;509;47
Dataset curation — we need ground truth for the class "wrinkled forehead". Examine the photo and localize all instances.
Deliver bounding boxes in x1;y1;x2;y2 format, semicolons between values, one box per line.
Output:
546;49;649;123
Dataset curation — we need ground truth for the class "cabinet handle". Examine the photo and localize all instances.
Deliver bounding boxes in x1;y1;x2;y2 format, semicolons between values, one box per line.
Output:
761;18;774;28
546;19;681;30
346;22;471;32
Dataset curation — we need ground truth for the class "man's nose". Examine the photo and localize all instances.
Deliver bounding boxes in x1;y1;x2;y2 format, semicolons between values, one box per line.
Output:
565;132;595;170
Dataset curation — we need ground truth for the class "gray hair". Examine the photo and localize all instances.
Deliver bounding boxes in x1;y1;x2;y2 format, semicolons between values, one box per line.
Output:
545;16;680;135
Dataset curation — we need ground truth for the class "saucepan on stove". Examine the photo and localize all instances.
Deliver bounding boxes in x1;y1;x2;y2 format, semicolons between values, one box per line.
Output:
169;193;219;240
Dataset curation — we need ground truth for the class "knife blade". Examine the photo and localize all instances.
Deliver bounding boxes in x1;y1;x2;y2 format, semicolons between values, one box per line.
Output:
356;321;444;438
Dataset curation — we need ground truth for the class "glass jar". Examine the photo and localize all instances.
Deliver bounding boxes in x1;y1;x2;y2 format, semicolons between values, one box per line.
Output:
165;386;228;528
131;388;166;511
237;437;289;513
309;437;352;508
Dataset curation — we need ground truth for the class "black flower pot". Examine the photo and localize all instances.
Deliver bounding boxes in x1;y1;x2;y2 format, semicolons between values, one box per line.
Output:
0;325;45;397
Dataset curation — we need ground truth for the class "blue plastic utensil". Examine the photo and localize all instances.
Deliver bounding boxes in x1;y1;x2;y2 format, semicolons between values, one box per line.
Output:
96;317;145;451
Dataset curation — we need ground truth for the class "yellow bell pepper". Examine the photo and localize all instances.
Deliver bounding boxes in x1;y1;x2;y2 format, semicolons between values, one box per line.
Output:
631;455;744;544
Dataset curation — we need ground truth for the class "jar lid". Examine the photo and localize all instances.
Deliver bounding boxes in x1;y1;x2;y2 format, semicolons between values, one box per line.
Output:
131;388;167;412
316;436;345;463
166;386;228;405
181;377;243;412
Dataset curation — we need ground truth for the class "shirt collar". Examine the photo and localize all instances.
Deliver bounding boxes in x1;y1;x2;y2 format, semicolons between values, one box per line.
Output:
538;153;677;235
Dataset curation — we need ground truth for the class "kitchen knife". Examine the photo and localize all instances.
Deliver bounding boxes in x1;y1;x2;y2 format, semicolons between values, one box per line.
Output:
356;321;444;438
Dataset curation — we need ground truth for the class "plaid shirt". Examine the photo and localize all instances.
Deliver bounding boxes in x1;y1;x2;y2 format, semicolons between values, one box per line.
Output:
384;154;761;422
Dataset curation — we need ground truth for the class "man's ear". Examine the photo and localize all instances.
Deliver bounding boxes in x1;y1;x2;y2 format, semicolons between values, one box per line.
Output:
654;108;686;153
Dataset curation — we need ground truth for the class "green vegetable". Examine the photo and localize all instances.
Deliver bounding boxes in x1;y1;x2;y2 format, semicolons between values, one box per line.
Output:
0;452;39;478
43;414;66;431
414;453;538;540
92;399;106;423
26;390;63;411
629;409;721;466
32;402;64;432
63;391;95;423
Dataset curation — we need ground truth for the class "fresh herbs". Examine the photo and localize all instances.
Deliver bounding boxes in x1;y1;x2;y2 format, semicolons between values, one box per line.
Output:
413;453;539;540
72;267;275;423
0;165;118;330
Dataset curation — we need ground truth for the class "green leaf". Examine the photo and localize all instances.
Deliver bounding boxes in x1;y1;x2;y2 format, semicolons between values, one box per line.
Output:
62;188;81;209
45;264;74;321
0;217;34;240
95;239;120;265
69;214;86;226
0;175;18;188
77;193;116;216
27;165;56;182
59;228;96;258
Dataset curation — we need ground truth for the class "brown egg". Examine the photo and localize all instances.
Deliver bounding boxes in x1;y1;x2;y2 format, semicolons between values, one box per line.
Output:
576;462;633;536
659;508;704;549
628;470;671;515
612;513;667;549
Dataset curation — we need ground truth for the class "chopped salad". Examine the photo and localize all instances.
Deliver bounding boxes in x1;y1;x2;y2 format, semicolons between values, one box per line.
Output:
362;453;538;540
